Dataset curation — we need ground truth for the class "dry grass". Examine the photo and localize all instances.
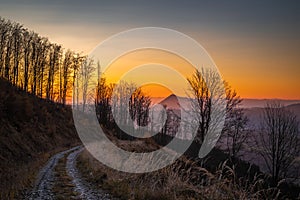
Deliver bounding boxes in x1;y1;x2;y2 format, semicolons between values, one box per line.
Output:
0;146;80;199
0;152;51;199
77;144;282;200
0;78;80;199
53;154;80;199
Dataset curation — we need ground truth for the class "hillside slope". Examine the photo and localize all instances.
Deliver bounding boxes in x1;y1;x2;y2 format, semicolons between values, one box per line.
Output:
0;78;80;198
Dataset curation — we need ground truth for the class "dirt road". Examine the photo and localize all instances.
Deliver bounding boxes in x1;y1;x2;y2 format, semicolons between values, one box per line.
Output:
28;146;113;200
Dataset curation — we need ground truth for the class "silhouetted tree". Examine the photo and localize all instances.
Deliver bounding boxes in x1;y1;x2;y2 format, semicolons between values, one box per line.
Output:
187;68;250;160
96;77;151;137
187;68;225;144
256;103;300;185
61;50;73;105
46;44;61;100
96;76;114;126
129;87;151;127
11;22;23;85
0;17;84;104
221;83;250;162
80;57;95;111
72;53;85;108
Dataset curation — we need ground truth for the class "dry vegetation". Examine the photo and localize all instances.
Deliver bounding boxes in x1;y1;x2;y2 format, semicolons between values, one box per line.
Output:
52;154;80;199
0;79;80;198
76;138;283;200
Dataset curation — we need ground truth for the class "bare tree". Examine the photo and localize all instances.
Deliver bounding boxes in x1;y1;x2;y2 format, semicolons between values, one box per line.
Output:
256;103;300;185
0;17;10;76
46;44;61;100
11;22;23;85
221;83;250;162
187;68;251;159
96;79;151;137
61;50;74;105
3;22;12;80
111;82;150;127
72;53;85;108
0;17;88;105
37;37;50;98
111;81;133;127
187;68;225;144
30;33;41;95
81;57;95;111
96;76;114;126
22;31;34;92
129;87;151;127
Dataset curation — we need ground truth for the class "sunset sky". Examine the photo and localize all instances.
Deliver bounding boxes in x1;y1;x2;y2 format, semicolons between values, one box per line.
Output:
0;0;299;99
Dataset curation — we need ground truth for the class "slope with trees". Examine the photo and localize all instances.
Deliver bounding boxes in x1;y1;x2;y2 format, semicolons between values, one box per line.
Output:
0;17;85;105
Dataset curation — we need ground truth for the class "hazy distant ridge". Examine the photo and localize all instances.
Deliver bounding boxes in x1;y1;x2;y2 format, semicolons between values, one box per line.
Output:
154;94;300;109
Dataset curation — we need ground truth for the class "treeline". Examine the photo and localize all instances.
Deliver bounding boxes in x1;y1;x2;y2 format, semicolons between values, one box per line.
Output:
0;16;151;129
0;17;86;104
96;78;151;139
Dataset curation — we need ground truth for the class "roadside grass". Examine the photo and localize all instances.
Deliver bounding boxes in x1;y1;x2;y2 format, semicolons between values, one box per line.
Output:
0;152;51;199
53;154;80;199
0;146;82;199
77;143;281;200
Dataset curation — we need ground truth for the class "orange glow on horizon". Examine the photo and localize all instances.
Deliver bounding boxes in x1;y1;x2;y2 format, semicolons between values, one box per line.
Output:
97;45;300;100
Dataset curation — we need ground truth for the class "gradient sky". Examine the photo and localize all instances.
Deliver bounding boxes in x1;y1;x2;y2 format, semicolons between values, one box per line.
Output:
0;0;299;99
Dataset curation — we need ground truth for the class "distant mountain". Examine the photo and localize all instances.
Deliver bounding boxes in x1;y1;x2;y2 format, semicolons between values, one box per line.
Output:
155;94;300;110
244;103;300;128
241;99;300;108
244;107;264;128
158;94;180;109
156;94;300;127
157;94;191;110
284;103;300;122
